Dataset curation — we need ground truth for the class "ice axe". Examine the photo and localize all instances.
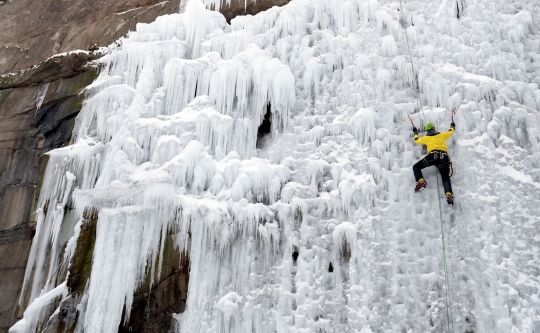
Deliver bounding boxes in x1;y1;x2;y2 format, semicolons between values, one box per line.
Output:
407;114;416;129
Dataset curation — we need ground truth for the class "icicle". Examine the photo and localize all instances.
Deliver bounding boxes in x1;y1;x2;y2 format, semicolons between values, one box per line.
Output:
309;125;325;146
35;82;50;110
380;35;398;57
83;205;173;332
184;0;226;58
350;108;379;145
376;10;399;37
10;283;68;333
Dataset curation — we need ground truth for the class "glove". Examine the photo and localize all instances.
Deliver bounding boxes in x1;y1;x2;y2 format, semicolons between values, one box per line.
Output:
413;127;418;133
451;122;455;128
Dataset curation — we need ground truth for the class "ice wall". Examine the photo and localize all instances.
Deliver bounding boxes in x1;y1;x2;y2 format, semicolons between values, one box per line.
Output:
13;0;540;332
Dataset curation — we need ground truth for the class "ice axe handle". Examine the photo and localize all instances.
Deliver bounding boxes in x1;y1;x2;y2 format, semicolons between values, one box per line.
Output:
408;114;415;127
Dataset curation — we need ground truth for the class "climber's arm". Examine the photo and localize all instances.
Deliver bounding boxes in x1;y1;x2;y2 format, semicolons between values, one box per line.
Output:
441;123;455;139
414;132;427;145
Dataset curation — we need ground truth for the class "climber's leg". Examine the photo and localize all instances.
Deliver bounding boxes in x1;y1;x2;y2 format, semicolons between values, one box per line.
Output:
413;154;438;180
437;159;453;195
413;154;436;192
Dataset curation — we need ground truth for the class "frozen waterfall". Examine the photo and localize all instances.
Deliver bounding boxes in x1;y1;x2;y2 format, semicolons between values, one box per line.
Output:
11;0;540;332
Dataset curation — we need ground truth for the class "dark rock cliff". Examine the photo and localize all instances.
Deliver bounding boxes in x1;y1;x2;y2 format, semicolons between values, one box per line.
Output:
215;0;292;23
0;53;100;332
0;0;182;75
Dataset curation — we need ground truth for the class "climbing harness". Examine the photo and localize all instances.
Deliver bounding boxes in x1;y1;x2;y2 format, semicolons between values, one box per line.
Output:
432;150;454;178
399;0;455;331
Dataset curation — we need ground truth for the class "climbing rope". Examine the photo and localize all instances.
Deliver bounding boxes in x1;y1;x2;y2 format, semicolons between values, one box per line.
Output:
398;0;455;332
398;0;426;124
435;175;455;333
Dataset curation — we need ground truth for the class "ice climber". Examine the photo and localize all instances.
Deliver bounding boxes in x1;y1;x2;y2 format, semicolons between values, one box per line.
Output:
412;121;455;206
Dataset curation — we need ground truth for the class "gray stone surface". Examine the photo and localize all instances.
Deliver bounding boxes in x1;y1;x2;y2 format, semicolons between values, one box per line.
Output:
0;0;181;75
218;0;291;23
0;240;32;331
0;58;99;332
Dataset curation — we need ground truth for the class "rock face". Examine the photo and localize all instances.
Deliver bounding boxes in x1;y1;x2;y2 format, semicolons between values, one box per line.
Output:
119;236;189;333
0;54;100;332
216;0;292;23
0;0;290;331
0;0;182;75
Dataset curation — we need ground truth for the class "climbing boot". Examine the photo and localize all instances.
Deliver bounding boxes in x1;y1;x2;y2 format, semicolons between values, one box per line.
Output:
446;192;454;207
414;179;427;192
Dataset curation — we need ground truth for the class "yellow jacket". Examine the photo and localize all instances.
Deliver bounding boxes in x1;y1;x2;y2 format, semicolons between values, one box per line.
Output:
414;128;454;153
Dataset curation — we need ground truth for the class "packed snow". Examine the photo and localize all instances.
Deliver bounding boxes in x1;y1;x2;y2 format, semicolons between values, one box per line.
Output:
12;0;540;332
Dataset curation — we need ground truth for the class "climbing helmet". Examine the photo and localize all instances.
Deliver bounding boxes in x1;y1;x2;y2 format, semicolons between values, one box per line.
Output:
424;122;435;131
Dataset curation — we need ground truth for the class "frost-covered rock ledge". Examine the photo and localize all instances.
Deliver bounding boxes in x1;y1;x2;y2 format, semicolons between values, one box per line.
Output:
0;51;101;90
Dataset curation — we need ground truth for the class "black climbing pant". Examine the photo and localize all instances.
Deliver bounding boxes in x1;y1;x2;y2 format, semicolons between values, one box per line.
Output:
413;151;453;194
